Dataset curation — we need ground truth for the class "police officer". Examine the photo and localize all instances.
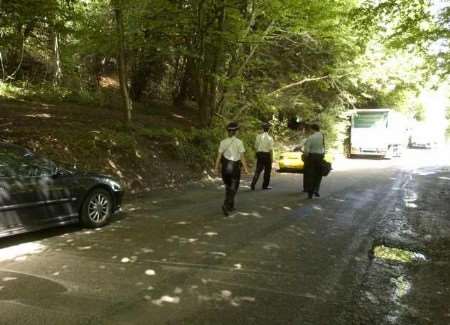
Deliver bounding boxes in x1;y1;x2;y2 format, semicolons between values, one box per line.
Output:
215;122;250;216
303;124;325;199
251;122;274;190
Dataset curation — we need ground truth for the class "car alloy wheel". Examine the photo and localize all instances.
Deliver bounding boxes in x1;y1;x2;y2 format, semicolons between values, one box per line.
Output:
81;188;112;228
88;192;110;224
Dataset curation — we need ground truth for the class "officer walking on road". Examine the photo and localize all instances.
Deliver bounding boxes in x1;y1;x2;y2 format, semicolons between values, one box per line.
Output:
303;124;325;199
251;122;274;190
215;122;250;216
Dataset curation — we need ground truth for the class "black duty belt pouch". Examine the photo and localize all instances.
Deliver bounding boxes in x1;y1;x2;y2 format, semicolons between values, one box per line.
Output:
221;156;241;175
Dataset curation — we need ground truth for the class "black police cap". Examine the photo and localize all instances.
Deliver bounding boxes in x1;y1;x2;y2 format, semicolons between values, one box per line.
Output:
226;122;239;131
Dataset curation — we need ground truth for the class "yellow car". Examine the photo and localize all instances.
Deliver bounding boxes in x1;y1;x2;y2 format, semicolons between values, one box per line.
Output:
278;149;333;174
278;148;305;173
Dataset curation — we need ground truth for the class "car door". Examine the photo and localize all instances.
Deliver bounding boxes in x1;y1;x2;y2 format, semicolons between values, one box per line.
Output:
19;156;78;228
0;175;17;236
0;151;45;235
0;154;75;236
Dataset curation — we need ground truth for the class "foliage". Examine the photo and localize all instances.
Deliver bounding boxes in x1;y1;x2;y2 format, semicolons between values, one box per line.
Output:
353;0;450;77
446;106;450;139
1;0;448;178
0;0;364;127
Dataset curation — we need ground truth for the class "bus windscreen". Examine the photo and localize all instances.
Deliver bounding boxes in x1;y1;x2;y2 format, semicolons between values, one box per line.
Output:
353;112;388;128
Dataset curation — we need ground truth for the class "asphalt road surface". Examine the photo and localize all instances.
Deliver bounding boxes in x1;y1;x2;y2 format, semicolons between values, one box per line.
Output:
1;148;450;325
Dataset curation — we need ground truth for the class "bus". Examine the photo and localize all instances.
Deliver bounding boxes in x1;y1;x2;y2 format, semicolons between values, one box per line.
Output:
348;109;408;159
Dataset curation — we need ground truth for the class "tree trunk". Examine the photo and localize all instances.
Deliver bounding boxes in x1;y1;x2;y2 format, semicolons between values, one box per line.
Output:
0;52;5;81
53;32;62;85
112;0;132;124
198;78;212;126
196;0;226;126
130;58;150;101
173;56;196;106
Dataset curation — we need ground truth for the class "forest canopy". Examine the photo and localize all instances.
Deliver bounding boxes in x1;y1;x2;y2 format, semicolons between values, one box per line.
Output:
0;0;448;129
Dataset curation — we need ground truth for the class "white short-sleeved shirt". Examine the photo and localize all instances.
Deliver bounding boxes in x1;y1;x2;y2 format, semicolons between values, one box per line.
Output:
255;132;274;153
219;137;245;161
304;132;325;154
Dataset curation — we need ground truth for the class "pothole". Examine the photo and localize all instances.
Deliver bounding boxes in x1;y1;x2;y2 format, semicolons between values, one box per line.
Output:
373;245;427;263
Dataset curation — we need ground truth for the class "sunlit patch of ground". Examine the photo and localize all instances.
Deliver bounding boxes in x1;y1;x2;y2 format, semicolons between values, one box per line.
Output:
373;245;426;263
0;242;46;262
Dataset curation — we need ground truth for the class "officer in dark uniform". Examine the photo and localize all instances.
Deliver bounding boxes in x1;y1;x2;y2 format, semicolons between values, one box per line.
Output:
215;122;250;216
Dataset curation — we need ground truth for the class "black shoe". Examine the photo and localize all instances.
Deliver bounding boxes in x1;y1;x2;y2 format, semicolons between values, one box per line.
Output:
262;186;272;190
314;192;320;197
250;185;255;191
222;205;229;216
308;192;313;199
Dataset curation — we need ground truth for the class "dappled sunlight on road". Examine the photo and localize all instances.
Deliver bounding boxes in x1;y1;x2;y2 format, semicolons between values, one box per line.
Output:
0;242;46;262
1;148;448;324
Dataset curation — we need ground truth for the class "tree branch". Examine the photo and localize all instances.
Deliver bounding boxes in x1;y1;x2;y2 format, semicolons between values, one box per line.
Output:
236;21;274;76
5;30;25;81
268;75;330;96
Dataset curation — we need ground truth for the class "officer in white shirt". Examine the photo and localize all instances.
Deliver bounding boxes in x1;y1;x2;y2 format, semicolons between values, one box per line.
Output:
303;124;325;199
215;122;250;216
251;122;274;190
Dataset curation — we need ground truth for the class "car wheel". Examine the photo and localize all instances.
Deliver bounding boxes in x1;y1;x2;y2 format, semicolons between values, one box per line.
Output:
81;188;112;228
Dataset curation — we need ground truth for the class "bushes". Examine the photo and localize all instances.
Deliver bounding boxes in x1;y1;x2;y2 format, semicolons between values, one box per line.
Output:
170;128;224;169
136;125;259;170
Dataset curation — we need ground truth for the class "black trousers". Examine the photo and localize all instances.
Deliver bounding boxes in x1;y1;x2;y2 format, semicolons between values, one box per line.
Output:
303;153;324;195
251;152;272;189
221;158;241;210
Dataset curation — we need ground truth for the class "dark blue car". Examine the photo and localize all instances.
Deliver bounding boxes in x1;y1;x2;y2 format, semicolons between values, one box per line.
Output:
0;143;123;238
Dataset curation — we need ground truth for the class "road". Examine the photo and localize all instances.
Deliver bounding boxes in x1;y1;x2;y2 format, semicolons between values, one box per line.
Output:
1;148;450;324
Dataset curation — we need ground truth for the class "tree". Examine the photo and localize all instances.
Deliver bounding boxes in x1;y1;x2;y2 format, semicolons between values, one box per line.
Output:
111;0;132;124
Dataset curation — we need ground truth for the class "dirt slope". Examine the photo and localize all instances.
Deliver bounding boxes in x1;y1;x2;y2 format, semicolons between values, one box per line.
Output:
0;97;204;194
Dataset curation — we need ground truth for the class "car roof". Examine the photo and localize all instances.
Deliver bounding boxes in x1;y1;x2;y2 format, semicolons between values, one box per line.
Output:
0;143;33;157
